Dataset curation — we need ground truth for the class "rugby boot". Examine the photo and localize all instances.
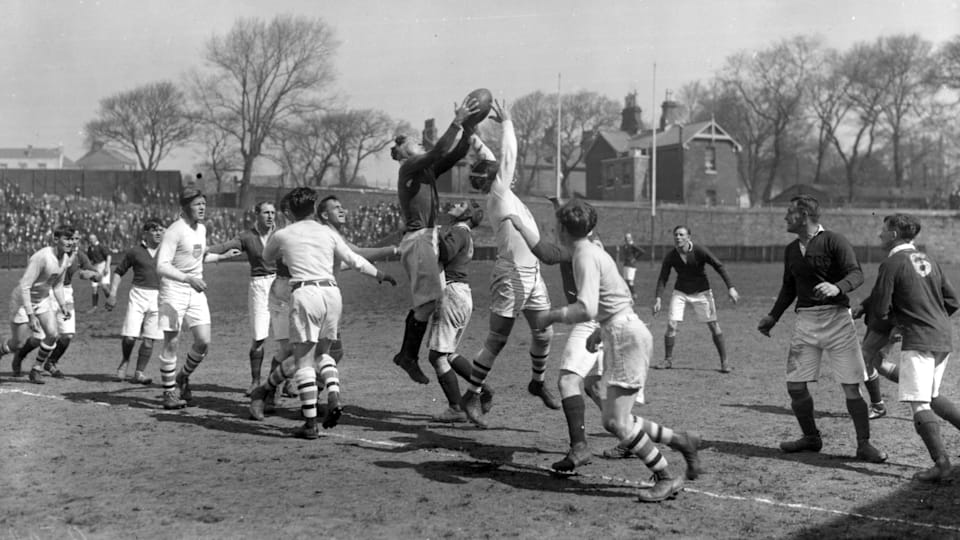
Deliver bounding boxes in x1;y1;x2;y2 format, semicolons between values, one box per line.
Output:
868;403;887;420
636;470;684;503
393;353;429;385
914;458;952;483
162;390;187;410
668;431;703;480
28;368;45;385
653;358;673;370
434;406;467;423
322;392;343;429
131;371;153;385
528;380;561;410
601;444;633;459
293;421;319;440
43;361;64;379
249;386;268;420
175;372;192;403
856;440;888;463
480;385;495;414
244;380;260;397
115;362;128;382
551;443;593;472
779;433;822;453
719;361;732;374
459;391;488;428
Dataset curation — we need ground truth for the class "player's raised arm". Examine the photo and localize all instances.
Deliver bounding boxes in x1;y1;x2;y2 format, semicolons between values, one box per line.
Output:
491;99;516;197
333;233;395;285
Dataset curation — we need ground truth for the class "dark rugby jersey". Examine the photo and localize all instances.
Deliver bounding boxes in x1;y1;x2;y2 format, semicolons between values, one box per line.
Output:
655;243;733;297
64;251;97;287
87;243;110;265
620;243;644;267
438;224;473;284
769;230;863;321
113;242;161;289
867;245;959;353
212;228;275;277
398;122;470;232
276;258;291;279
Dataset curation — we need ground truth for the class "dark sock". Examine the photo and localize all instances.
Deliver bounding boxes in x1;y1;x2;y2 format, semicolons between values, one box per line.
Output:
48;337;71;365
864;374;883;405
712;333;726;363
915;409;946;462
135;342;153;372
561;395;587;447
846;398;871;442
14;337;41;365
787;387;818;437
449;353;473;381
400;310;428;360
931;396;960;431
120;337;136;365
664;335;675;360
249;347;264;380
437;370;462;408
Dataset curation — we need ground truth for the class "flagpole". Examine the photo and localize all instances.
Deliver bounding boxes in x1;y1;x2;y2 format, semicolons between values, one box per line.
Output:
556;72;562;201
650;62;657;266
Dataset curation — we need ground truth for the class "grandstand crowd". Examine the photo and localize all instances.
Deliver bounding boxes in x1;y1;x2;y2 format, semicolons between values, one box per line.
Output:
0;182;406;259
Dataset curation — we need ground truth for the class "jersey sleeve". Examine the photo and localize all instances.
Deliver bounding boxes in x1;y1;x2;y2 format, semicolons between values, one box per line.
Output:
113;250;134;276
573;252;601;320
699;245;734;289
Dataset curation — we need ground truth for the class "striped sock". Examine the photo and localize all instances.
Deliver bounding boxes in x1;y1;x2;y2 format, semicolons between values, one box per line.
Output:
294;366;318;420
33;342;56;370
465;348;495;394
181;349;205;377
159;354;177;392
635;415;676;445
265;357;297;392
530;353;548;382
624;421;668;473
317;354;340;395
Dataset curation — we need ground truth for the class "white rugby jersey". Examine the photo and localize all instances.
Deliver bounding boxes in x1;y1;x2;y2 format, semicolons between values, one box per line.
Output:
262;219;378;284
157;217;206;288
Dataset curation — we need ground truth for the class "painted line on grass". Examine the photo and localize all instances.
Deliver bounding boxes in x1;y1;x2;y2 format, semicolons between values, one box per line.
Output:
8;386;960;534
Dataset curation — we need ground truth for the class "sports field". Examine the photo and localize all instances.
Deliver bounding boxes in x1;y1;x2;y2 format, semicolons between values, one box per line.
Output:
3;260;960;539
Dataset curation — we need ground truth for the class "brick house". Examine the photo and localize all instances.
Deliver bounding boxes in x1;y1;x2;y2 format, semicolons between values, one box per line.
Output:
0;146;75;169
584;93;742;206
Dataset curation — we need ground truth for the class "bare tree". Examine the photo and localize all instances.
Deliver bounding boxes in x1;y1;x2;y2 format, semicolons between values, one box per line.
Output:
190;15;338;208
195;125;242;194
509;91;555;194
85;81;193;170
936;34;960;98
329;109;401;186
272;113;339;187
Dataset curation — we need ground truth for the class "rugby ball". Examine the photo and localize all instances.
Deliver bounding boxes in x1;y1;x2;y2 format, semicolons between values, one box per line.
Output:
463;88;493;129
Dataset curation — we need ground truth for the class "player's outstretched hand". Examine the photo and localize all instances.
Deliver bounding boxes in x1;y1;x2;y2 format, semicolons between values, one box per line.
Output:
500;214;522;230
223;248;242;259
585;327;602;353
105;295;117;311
27;314;41;334
490;99;510;123
728;287;740;304
454;96;481;126
757;315;776;337
377;272;397;286
851;303;865;319
186;276;207;293
652;297;662;316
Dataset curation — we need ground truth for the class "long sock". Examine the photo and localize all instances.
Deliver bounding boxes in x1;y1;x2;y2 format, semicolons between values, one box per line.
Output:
400;310;429;360
48;336;71;364
530;353;548;383
135;342;153;372
712;333;726;363
464;348;496;393
846;398;871;441
33;342;56;370
931;396;960;431
788;387;818;436
623;420;668;473
294;366;318;422
265;357;298;391
316;354;341;396
181;349;205;377
664;335;675;360
915;409;947;462
433;357;462;407
249;347;264;381
121;337;136;365
159;354;177;393
864;373;883;405
561;396;587;447
449;353;473;381
92;293;98;307
635;415;676;445
14;337;40;365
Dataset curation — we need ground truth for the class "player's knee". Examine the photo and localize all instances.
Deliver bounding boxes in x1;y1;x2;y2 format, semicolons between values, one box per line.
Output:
601;413;625;437
584;375;603;401
530;327;553;356
558;372;581;397
665;322;678;336
483;331;509;356
428;351;451;373
192;342;209;356
140;339;154;350
413;302;435;322
58;335;72;347
251;339;266;351
707;322;721;336
786;384;810;400
840;383;862;400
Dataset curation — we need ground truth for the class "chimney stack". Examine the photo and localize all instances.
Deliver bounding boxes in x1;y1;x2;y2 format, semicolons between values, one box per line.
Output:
660;90;687;130
422;119;438;150
620;92;643;136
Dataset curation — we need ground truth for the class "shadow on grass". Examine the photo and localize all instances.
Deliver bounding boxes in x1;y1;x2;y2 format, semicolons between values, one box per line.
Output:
706;439;902;479
722;402;851;419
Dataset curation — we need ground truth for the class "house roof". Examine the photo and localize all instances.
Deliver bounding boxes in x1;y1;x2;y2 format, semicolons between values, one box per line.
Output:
593;120;743;155
0;147;65;160
76;146;137;166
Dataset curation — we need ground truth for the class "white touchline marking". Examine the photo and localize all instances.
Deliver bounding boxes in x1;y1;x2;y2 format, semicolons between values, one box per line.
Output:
8;387;960;533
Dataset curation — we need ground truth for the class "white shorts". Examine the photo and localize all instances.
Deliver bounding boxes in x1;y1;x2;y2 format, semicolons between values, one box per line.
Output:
489;261;551;318
268;277;291;341
785;306;867;385
668;290;717;323
399;228;444;310
93;261;111;287
122;286;162;340
9;288;56;324
622;266;637;283
289;283;342;344
249;274;275;341
427;281;473;354
601;311;651;403
58;285;76;335
561;320;602;378
899;351;950;403
158;285;211;332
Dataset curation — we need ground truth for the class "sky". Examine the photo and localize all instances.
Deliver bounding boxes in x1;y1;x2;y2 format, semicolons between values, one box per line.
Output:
2;0;958;189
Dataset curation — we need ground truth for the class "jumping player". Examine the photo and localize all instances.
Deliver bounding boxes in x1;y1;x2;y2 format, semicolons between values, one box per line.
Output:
652;225;738;373
757;195;887;463
864;213;960;482
458;99;560;429
533;199;698;502
155;188;240;410
106;219;165;385
390;96;480;385
208;201;277;396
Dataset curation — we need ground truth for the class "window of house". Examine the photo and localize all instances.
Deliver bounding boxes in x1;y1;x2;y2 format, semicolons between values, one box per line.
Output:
705;146;717;173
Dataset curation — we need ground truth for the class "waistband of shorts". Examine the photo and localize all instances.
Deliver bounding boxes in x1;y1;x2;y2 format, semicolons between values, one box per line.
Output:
291;279;338;291
251;274;276;281
797;304;845;313
600;309;638;327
